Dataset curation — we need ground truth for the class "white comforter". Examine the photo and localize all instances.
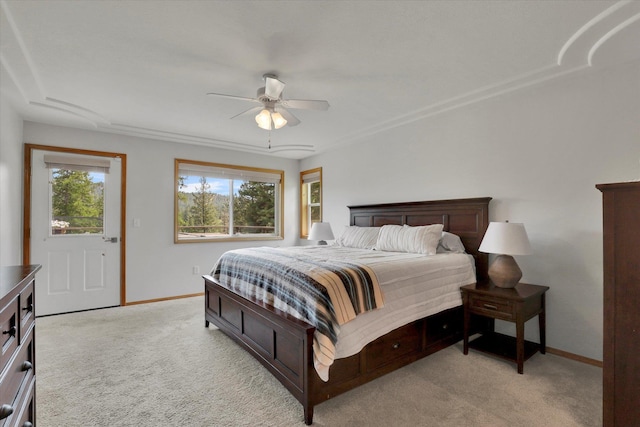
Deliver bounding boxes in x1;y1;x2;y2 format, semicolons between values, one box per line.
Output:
327;248;476;360
213;245;476;381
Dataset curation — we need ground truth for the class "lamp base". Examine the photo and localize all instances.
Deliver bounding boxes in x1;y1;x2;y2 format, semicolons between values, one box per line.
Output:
317;240;328;245
488;255;522;288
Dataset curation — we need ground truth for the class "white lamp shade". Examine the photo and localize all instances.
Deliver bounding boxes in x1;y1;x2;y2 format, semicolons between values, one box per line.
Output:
255;109;272;130
308;222;334;241
479;222;532;256
271;111;287;129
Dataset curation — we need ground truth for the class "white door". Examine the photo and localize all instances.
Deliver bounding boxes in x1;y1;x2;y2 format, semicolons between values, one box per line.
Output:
30;149;122;316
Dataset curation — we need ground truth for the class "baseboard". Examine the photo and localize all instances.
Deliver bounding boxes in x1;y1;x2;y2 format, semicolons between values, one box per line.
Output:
546;346;603;368
125;292;204;306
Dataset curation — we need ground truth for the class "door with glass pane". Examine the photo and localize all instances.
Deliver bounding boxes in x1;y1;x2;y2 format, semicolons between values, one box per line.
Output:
30;149;122;316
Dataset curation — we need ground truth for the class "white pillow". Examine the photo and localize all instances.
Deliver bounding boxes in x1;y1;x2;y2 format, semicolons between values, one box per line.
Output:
335;226;380;250
375;224;444;255
437;231;466;253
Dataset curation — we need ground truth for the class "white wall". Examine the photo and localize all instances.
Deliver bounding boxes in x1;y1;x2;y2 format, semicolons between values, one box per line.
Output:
301;60;640;362
4;59;638;361
21;123;300;302
0;97;24;267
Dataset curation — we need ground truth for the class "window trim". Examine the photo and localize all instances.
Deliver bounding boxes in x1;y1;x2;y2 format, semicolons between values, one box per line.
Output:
174;158;284;243
300;167;323;239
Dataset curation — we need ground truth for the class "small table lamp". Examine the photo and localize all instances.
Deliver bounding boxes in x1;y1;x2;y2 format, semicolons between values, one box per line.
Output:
479;221;532;288
308;222;334;245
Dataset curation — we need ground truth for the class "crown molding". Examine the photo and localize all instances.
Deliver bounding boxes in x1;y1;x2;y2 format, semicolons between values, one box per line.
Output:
100;123;314;156
327;1;640;151
2;0;637;158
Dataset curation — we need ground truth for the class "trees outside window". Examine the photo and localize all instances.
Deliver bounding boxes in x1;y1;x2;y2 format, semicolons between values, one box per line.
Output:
51;169;104;235
175;159;283;242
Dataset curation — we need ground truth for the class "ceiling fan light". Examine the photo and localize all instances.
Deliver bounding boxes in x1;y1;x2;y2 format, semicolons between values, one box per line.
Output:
255;109;271;130
271;112;287;129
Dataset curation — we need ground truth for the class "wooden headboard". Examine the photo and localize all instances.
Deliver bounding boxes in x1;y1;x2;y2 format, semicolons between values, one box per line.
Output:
349;197;492;281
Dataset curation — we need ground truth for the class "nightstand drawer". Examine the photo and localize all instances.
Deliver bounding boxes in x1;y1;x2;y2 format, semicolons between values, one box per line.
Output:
468;294;514;320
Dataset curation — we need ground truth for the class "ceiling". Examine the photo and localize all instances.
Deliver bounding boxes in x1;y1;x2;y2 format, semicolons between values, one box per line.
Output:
1;1;639;159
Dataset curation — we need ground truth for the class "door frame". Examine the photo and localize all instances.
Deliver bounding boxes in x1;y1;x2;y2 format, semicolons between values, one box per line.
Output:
23;143;127;306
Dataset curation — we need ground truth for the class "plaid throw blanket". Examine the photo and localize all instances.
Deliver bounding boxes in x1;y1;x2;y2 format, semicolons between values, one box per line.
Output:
211;246;384;381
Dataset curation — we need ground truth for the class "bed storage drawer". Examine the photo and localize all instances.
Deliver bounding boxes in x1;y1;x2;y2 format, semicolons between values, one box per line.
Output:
425;306;463;343
366;321;422;372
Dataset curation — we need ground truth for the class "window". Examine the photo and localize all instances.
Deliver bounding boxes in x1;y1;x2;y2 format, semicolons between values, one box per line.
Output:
300;167;322;238
45;154;108;236
175;159;284;243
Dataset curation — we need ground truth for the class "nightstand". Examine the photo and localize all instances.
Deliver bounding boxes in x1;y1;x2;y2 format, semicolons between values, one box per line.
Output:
461;281;549;374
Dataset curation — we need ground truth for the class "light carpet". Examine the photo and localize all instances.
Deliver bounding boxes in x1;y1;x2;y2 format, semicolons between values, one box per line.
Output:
36;296;602;426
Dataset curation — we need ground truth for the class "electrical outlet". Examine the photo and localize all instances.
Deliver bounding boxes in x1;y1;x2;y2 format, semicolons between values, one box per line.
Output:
192;265;200;275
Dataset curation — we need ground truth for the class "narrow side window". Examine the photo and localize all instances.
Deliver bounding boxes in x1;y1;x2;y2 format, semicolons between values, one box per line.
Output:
300;167;322;239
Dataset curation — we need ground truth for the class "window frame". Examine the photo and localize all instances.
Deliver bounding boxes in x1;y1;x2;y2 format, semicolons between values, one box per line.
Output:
174;159;284;243
299;167;323;239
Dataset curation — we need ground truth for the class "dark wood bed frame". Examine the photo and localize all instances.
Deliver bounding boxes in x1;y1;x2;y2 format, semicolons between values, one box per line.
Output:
204;197;491;424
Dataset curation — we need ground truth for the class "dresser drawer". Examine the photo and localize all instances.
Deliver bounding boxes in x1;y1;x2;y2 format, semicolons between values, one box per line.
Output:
0;326;34;423
7;376;34;427
468;294;515;320
18;281;34;345
1;297;19;373
366;321;422;372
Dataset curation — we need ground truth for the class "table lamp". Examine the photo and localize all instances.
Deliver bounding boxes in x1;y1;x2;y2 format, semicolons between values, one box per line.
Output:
308;222;334;245
479;221;532;288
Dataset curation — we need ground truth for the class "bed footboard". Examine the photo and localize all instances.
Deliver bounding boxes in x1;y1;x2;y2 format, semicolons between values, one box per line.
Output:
204;276;317;424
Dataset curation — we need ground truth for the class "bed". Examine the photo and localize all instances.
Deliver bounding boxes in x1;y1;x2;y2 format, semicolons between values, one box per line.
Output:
204;197;491;424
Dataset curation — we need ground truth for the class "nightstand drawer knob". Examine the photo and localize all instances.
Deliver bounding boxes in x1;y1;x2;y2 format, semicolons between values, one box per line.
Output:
392;342;400;350
483;303;498;310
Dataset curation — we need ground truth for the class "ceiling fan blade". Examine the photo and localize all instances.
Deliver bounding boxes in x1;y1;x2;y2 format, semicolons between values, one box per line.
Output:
230;105;263;120
277;107;301;127
281;99;330;111
264;76;285;100
207;92;260;103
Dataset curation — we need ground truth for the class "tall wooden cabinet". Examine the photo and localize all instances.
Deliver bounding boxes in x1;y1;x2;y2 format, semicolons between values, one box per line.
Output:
597;181;640;427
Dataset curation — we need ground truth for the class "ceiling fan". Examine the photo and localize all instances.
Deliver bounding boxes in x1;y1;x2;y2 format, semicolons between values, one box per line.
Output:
207;74;329;130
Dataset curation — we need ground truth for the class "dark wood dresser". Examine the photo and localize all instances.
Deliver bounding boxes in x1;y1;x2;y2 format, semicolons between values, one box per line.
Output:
1;265;40;427
597;181;640;426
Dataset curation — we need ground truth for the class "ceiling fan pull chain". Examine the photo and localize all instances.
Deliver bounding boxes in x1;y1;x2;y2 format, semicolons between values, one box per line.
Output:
268;130;271;150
